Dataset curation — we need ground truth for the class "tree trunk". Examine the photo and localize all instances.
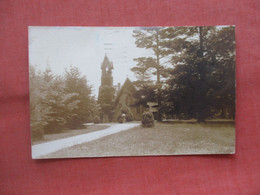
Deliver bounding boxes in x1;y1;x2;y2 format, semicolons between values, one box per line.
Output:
155;32;162;121
197;26;207;123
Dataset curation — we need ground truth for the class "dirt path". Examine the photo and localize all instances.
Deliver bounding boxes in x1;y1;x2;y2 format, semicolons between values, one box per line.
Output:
32;123;140;159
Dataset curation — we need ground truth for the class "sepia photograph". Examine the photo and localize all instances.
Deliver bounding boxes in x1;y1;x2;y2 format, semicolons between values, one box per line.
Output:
29;26;236;159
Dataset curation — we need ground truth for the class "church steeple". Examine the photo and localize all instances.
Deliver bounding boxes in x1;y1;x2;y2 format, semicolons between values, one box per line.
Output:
101;55;113;73
100;55;113;86
98;55;115;122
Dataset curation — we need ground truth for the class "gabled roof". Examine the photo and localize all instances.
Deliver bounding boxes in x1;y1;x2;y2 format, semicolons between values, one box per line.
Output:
114;78;136;104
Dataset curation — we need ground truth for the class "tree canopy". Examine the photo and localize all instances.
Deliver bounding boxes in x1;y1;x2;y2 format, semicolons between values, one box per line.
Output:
30;66;100;140
131;26;235;122
132;27;171;121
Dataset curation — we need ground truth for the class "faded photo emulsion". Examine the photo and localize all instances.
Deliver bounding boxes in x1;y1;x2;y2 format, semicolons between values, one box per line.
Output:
29;26;236;159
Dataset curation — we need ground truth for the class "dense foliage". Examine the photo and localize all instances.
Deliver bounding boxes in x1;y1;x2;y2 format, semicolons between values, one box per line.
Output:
132;27;169;121
93;116;101;124
132;26;235;122
30;66;100;140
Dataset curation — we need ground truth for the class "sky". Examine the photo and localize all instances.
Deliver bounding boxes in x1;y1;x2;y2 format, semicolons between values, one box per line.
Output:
29;26;152;97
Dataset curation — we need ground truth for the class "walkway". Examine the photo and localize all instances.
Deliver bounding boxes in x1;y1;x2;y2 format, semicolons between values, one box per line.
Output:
32;123;140;159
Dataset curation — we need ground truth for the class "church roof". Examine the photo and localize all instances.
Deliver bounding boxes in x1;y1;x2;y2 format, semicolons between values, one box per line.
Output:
114;78;136;104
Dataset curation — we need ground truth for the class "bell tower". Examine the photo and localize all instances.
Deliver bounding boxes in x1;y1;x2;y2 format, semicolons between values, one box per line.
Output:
98;55;115;122
101;55;113;86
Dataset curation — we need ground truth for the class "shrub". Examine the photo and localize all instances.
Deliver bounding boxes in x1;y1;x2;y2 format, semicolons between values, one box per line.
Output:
117;115;124;123
94;116;101;124
142;112;154;127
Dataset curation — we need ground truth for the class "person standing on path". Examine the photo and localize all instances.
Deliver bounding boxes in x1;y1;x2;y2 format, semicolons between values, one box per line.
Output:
122;113;126;123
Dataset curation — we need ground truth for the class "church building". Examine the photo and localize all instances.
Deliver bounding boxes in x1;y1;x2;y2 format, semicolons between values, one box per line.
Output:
97;55;115;122
98;55;145;122
113;78;144;121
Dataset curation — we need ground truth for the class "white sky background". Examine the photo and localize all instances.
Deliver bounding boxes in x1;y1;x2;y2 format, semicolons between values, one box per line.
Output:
29;26;152;97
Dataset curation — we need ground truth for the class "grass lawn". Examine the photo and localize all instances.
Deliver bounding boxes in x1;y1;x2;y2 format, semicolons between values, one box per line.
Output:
32;124;110;145
43;122;235;158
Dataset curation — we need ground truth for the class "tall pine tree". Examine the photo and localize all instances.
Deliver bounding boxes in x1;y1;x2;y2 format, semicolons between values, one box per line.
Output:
162;26;235;121
132;27;169;121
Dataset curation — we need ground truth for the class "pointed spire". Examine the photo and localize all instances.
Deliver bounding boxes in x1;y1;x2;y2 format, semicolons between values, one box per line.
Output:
101;54;113;71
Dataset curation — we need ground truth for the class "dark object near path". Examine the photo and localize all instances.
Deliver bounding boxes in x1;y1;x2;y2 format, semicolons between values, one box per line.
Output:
142;112;154;127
